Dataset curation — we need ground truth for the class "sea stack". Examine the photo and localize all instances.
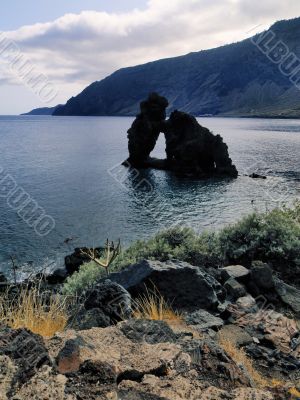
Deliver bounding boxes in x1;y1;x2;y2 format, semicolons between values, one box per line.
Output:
124;93;238;178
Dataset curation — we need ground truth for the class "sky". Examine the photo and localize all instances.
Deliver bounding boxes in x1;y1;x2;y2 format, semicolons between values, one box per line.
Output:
1;0;300;114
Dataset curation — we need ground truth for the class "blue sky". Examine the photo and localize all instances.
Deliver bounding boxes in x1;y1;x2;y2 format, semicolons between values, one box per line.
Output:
1;0;300;114
1;1;147;30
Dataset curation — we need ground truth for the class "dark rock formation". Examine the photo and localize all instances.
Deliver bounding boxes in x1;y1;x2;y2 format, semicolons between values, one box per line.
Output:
224;278;247;300
250;261;274;290
109;259;226;312
0;273;7;291
124;94;238;177
119;319;178;344
70;280;132;330
246;344;300;375
274;278;300;317
65;360;117;399
126;93;168;168
163;110;238;177
71;308;111;330
46;268;68;284
249;173;267;179
183;339;252;389
84;279;132;317
184;310;224;332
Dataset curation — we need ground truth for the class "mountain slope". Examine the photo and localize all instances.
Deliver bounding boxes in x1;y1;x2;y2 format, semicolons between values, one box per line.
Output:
53;17;300;117
22;106;61;116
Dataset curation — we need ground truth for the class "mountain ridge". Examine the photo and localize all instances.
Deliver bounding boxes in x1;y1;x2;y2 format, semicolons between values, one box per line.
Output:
26;17;300;118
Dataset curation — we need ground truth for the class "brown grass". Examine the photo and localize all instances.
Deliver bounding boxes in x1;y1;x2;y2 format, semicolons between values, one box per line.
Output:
219;338;300;398
219;338;268;388
289;387;300;398
132;287;182;322
0;285;68;338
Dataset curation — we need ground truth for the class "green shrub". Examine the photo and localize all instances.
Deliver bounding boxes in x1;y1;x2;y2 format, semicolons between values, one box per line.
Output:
112;227;199;271
63;261;105;295
63;202;300;294
218;204;300;268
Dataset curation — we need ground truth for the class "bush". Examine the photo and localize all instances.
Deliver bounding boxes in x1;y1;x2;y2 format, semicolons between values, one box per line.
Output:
63;202;300;294
218;204;300;272
63;261;105;295
111;225;227;272
112;227;197;270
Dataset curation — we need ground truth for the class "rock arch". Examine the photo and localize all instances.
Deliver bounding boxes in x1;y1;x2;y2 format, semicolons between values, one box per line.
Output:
124;93;238;178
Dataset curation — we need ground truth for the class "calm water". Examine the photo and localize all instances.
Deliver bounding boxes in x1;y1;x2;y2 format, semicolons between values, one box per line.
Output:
0;116;299;275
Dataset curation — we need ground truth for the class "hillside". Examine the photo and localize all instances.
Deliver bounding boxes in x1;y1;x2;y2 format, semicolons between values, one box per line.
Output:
48;17;300;117
22;106;61;116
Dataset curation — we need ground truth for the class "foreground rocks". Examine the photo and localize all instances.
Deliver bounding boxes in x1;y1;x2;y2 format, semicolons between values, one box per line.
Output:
1;314;299;400
0;327;51;397
70;280;132;330
109;259;226;312
1;258;300;399
124;93;238;177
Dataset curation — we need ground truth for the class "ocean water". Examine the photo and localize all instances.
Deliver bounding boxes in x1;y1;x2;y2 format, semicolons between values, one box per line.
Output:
0;115;299;276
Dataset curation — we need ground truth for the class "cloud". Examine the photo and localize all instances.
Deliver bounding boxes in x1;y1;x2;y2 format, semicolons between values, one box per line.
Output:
1;0;300;111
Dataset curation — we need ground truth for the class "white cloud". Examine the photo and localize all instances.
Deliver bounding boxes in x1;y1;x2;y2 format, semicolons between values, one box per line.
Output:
1;0;300;112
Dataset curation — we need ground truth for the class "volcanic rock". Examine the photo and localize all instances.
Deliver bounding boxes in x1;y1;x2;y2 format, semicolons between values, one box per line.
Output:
251;261;274;291
274;278;300;317
70;280;132;330
123;93;238;177
0;327;51;396
163;110;238;177
126;93;168;168
109;259;226;312
184;310;224;332
220;265;250;283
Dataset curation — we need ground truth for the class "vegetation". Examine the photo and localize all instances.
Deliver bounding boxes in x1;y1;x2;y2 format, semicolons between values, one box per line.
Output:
132;287;182;322
289;387;300;399
0;284;68;338
80;239;121;277
113;201;300;270
218;202;300;268
63;202;300;294
63;260;105;295
113;227;222;270
218;337;268;388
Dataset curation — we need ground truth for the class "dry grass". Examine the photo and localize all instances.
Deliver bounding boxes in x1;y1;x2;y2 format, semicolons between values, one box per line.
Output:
220;339;300;398
270;380;300;399
289;387;300;398
219;338;268;388
132;287;182;322
0;285;68;338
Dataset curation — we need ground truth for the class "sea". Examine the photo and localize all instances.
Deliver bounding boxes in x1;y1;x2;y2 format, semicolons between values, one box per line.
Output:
0;115;299;277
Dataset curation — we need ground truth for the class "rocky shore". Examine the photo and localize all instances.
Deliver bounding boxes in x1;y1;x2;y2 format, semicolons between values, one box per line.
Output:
1;255;299;399
0;204;299;399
